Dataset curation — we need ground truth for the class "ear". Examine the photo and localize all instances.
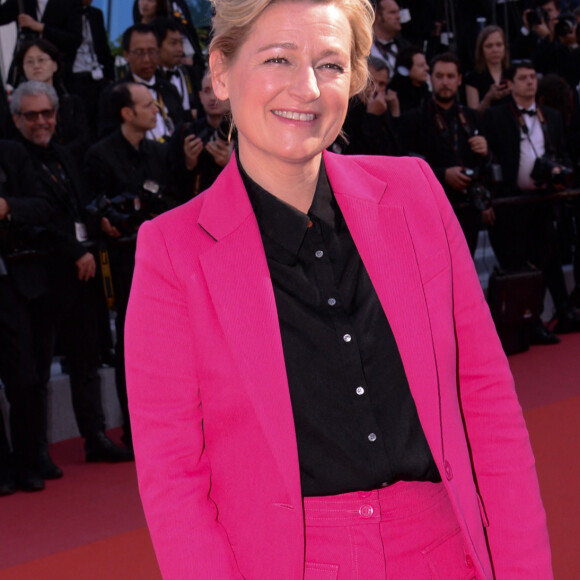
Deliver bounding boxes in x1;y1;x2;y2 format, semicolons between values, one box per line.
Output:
120;106;133;124
209;50;230;101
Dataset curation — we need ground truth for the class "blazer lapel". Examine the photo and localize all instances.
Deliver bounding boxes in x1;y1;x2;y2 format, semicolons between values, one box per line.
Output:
197;161;302;501
325;153;444;459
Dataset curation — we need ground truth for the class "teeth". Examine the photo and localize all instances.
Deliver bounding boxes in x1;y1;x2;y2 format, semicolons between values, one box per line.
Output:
273;110;315;121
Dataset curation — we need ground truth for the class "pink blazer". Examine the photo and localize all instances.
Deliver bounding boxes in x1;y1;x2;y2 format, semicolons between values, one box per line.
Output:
125;152;552;579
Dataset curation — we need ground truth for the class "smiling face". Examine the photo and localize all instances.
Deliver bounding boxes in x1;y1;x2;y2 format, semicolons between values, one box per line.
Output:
210;1;352;179
22;45;58;84
482;31;505;67
12;93;57;147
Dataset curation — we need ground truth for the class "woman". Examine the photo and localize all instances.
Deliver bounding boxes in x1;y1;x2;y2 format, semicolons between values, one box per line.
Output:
15;39;89;160
464;25;511;113
125;0;553;577
387;47;430;113
132;0;169;24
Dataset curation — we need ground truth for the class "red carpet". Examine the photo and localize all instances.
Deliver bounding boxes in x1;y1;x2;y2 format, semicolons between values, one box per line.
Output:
0;334;578;579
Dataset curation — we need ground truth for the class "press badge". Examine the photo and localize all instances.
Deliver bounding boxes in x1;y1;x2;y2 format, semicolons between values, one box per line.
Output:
75;222;88;242
400;8;411;23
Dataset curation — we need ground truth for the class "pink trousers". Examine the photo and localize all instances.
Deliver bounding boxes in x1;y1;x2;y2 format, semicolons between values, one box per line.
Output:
303;481;478;580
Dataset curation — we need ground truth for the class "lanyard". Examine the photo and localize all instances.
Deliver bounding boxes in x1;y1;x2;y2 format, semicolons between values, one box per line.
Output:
509;102;553;158
428;100;474;165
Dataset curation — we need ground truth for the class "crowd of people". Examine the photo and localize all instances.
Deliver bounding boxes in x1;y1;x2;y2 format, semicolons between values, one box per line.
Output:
0;0;578;500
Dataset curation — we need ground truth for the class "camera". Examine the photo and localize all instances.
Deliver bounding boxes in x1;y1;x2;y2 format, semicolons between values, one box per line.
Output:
530;155;573;188
87;181;176;237
183;116;232;146
526;8;547;27
462;167;493;212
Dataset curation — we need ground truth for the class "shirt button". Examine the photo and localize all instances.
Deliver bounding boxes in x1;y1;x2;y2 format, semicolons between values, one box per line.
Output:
356;386;365;395
368;433;377;442
315;250;324;258
359;505;374;518
327;298;336;306
343;334;352;343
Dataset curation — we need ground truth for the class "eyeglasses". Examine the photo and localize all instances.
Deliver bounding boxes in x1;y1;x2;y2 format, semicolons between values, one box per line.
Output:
129;49;160;59
23;57;53;67
16;108;57;122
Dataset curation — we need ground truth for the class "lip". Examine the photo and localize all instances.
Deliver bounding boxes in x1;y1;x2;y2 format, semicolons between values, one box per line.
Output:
272;110;317;122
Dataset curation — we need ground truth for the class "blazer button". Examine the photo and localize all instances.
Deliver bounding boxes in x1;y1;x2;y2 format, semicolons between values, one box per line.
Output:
359;505;374;518
444;460;453;480
465;554;474;568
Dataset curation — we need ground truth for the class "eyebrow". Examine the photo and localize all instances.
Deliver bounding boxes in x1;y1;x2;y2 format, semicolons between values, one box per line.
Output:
256;42;348;59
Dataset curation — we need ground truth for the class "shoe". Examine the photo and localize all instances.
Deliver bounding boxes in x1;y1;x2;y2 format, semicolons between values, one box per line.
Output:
530;321;561;345
85;432;135;463
553;308;580;334
37;451;63;480
16;467;45;492
0;464;16;496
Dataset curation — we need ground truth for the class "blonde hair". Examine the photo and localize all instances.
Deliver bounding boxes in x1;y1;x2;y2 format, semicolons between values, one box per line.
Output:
209;0;374;95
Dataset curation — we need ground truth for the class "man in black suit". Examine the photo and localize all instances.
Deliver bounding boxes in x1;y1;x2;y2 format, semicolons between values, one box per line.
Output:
484;60;580;342
98;23;185;140
0;0;82;78
370;0;411;78
66;0;115;142
400;52;490;256
85;82;176;447
10;81;133;468
0;140;53;494
155;18;201;121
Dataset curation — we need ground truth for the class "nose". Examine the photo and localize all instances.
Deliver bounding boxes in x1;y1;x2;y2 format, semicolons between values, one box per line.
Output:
288;65;321;102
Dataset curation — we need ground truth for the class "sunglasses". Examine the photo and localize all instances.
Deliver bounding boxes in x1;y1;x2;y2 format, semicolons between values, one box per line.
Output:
17;108;56;122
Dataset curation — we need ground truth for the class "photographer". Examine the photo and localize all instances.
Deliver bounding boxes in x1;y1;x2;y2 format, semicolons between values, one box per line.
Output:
0;140;54;494
400;52;491;256
484;60;580;343
169;70;233;201
84;82;178;448
9;81;132;473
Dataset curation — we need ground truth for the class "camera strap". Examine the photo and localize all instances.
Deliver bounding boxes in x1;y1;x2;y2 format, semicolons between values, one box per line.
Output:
510;102;554;158
428;99;475;165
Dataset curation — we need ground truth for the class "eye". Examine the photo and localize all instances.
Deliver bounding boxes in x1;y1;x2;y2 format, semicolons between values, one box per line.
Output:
264;56;288;65
319;63;345;73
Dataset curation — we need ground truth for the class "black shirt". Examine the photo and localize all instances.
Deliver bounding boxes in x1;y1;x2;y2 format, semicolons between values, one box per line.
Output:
240;157;440;497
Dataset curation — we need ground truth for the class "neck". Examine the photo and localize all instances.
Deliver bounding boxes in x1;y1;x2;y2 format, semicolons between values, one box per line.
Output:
374;28;396;43
513;95;535;109
206;113;222;130
133;72;154;84
488;63;502;80
121;123;145;150
239;147;321;214
433;96;455;110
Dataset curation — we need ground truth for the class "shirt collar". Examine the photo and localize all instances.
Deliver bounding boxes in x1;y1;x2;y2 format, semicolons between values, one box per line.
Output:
238;153;335;257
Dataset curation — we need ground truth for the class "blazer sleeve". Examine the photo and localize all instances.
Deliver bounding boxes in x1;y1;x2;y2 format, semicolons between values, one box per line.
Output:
416;158;553;578
125;220;244;580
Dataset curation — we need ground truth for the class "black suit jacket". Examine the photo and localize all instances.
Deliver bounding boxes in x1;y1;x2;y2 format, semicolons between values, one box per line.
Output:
0;0;82;73
484;100;569;196
400;99;487;202
84;5;114;81
18;136;93;264
0;140;54;298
